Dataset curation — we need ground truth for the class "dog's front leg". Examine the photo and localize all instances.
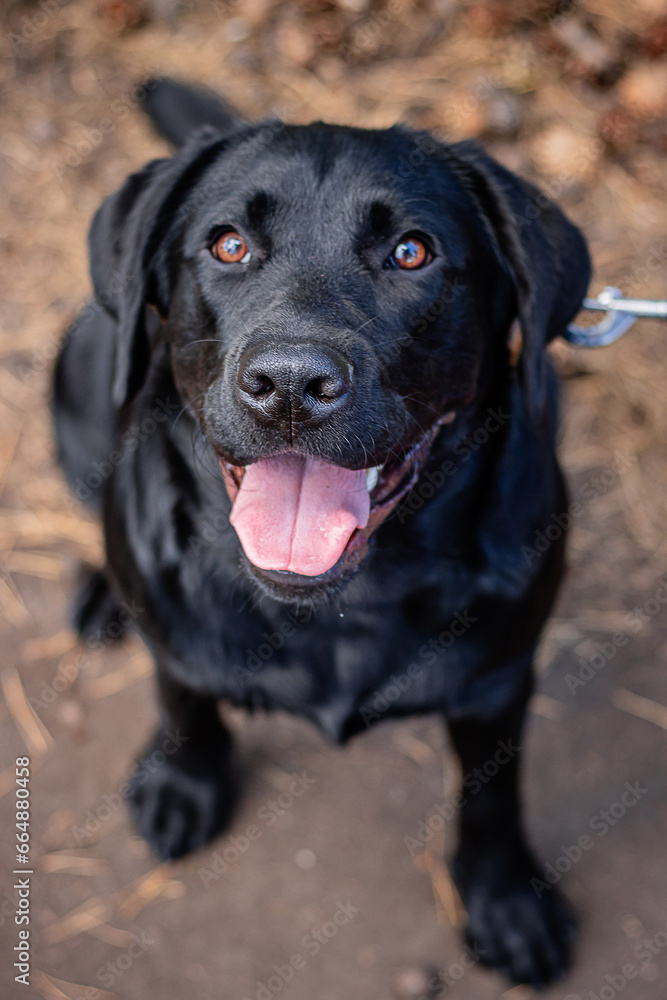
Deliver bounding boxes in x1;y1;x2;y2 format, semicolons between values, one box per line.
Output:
127;664;236;860
445;675;575;988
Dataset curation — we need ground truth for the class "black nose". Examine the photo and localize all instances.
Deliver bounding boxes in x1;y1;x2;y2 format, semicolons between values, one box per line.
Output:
236;343;352;426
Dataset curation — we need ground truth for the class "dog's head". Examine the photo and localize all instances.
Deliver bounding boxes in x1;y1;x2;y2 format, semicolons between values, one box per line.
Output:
89;116;589;603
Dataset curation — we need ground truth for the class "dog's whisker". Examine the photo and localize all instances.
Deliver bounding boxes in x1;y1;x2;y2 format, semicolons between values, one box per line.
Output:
400;395;443;419
374;336;409;347
352;315;378;335
180;339;226;348
172;391;206;431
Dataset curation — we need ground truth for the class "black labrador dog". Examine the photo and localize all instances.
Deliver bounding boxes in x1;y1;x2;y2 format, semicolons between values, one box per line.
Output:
53;78;591;987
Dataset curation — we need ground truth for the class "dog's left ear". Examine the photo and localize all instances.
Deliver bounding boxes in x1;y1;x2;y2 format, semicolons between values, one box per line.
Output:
88;129;227;409
443;142;591;424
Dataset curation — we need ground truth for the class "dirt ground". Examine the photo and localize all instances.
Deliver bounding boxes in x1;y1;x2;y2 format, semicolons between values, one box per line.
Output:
0;1;666;998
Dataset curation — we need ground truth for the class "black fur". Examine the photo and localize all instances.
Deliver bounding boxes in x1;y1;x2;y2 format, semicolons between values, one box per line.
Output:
52;77;591;988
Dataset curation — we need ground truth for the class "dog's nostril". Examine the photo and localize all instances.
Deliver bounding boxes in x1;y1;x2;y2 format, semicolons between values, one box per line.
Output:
305;376;345;402
238;369;276;397
252;374;275;397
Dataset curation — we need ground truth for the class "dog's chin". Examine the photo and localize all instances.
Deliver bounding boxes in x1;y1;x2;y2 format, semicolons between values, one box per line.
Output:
241;551;363;607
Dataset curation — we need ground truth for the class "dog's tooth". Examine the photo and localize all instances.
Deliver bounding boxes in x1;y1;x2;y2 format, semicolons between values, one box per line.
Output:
366;466;381;492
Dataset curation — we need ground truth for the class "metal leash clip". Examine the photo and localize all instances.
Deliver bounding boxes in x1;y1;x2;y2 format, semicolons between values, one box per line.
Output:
565;286;667;348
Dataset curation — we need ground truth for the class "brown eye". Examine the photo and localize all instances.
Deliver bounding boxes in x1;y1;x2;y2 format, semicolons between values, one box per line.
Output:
211;231;250;264
388;235;431;270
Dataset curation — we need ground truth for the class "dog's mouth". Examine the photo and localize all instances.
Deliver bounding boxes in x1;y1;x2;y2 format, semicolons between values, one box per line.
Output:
217;414;453;591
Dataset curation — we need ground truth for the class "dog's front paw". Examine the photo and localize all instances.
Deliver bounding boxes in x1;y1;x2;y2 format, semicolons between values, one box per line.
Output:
452;848;576;989
127;732;236;860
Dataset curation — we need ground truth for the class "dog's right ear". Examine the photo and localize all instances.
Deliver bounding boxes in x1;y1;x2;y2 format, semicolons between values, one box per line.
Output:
88;130;228;409
140;76;244;148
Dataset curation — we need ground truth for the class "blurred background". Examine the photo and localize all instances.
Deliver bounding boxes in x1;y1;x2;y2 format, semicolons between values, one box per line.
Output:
0;1;666;998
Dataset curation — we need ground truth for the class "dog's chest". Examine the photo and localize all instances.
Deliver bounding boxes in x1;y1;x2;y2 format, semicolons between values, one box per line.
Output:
181;562;488;741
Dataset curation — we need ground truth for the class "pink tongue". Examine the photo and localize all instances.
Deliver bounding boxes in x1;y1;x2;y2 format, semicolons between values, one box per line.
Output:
229;455;370;576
